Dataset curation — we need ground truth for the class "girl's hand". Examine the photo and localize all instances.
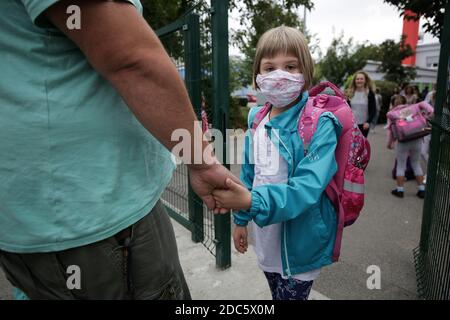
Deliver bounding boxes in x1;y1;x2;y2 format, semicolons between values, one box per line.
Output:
363;122;370;130
233;226;248;253
212;178;252;211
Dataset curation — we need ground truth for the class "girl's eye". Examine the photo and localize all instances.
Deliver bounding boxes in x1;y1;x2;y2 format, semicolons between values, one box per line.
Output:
265;67;274;72
286;65;297;70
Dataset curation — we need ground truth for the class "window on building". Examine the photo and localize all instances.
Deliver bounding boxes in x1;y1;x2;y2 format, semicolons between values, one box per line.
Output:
426;56;439;68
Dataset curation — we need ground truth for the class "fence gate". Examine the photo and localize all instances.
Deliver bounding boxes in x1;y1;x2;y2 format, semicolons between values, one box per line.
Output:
156;0;231;269
414;1;450;300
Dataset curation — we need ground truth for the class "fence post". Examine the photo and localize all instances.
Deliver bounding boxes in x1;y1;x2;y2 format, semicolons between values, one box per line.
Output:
415;0;450;299
211;0;231;269
184;13;204;243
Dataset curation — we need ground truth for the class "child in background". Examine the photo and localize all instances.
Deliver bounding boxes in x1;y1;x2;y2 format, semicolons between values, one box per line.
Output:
403;85;418;105
371;88;382;132
212;26;341;300
387;95;433;198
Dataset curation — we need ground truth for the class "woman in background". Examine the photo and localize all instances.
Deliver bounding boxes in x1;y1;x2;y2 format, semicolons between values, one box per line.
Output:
347;71;376;137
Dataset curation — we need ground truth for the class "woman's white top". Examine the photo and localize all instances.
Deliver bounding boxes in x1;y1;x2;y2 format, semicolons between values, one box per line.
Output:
351;91;369;125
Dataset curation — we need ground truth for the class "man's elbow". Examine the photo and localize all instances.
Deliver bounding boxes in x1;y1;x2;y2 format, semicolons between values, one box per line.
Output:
97;47;164;82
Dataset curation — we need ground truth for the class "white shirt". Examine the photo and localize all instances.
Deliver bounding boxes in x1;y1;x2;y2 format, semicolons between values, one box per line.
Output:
250;114;321;281
351;91;369;125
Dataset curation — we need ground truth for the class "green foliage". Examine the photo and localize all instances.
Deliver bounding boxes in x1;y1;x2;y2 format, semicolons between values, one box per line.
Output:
141;0;200;62
377;37;416;84
230;0;315;86
229;97;250;129
317;35;379;86
141;1;216;120
374;80;399;123
312;63;323;85
141;0;194;30
384;0;448;40
230;56;249;93
141;0;317;101
319;34;416;88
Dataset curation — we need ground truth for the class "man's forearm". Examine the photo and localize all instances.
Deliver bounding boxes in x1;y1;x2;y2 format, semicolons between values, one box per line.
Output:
106;45;209;156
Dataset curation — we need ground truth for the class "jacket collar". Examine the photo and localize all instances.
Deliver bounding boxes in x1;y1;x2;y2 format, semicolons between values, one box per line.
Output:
265;91;309;132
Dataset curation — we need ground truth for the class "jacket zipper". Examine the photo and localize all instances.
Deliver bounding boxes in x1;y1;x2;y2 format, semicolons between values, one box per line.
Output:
270;128;294;280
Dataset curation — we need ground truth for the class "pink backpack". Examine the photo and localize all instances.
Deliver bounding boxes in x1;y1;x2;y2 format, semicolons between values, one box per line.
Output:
386;102;433;143
251;82;371;262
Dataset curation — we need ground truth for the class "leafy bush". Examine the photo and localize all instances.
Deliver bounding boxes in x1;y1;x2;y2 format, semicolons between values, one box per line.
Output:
374;80;398;124
230;97;250;129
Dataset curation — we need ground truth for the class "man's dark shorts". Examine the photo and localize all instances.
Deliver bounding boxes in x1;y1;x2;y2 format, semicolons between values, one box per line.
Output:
0;201;191;300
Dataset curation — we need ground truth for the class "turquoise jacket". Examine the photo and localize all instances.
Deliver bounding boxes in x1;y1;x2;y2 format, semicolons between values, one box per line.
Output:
234;92;342;277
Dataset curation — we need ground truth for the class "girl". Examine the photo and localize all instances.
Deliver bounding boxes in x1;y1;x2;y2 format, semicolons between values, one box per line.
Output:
387;95;433;198
212;26;341;300
403;85;418;105
347;71;376;137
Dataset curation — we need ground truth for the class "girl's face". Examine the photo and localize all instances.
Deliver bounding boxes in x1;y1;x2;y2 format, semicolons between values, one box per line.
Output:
355;73;366;89
260;53;300;75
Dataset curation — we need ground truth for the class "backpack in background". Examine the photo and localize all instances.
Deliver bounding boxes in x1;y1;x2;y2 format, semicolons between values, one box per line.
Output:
386;102;433;142
301;82;371;262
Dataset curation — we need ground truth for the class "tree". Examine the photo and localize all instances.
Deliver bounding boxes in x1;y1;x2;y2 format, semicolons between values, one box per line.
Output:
141;0;195;30
377;37;416;84
140;0;200;62
141;1;216;118
230;0;315;86
384;0;448;41
317;34;379;86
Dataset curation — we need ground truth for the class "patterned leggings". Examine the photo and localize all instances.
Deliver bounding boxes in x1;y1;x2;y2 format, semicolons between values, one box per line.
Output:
264;272;314;300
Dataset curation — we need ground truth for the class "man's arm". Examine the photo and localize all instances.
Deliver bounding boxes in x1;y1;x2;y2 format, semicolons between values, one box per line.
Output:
44;0;237;211
45;0;202;154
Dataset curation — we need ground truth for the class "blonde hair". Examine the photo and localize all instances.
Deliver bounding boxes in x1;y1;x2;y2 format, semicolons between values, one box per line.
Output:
393;95;406;107
252;26;314;91
348;70;375;99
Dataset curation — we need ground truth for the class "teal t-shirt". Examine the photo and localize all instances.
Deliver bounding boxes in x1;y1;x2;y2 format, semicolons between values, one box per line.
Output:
0;0;176;253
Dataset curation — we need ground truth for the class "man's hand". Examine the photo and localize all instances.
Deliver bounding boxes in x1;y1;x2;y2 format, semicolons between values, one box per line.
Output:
212;178;252;212
233;226;248;254
188;164;241;213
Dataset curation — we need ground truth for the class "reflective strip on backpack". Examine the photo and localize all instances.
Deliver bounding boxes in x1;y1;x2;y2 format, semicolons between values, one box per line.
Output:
343;180;365;194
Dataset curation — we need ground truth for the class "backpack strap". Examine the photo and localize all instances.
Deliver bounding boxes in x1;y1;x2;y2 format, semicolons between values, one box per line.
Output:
309;81;345;99
299;98;327;154
250;102;271;131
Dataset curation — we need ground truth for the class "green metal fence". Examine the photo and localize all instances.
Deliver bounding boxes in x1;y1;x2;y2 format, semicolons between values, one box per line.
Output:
414;1;450;300
156;0;231;269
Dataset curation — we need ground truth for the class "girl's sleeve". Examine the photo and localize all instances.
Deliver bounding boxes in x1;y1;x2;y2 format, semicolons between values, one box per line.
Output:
233;109;257;226
248;113;340;227
386;118;395;148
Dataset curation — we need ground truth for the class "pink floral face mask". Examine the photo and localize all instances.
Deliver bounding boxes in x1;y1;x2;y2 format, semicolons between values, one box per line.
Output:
256;69;305;108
